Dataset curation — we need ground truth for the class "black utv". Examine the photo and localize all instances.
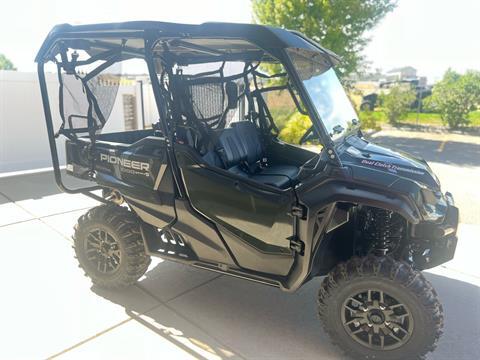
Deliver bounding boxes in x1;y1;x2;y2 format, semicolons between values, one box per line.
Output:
36;21;458;359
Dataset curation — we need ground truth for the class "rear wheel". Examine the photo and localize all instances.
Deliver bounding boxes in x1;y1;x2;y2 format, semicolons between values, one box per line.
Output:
73;205;151;288
318;255;443;360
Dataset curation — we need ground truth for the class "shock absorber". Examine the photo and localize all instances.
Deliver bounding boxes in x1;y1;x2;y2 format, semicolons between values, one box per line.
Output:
359;207;405;256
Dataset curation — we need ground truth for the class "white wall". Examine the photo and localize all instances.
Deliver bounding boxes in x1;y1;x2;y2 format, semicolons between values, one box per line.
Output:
0;71;59;173
0;71;152;173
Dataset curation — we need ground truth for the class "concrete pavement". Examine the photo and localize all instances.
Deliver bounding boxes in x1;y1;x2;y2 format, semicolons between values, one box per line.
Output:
1;129;479;359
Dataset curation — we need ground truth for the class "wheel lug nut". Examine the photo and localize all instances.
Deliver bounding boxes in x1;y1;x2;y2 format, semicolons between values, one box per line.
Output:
353;321;360;327
368;323;373;327
393;327;399;332
385;321;390;326
380;305;386;310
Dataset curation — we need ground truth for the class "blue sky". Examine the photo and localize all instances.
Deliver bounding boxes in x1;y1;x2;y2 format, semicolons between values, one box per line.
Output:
1;0;478;83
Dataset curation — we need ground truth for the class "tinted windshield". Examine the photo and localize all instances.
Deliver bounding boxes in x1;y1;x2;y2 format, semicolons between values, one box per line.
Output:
287;48;358;141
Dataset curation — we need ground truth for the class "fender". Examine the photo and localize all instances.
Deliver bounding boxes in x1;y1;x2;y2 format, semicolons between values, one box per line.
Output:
282;178;421;292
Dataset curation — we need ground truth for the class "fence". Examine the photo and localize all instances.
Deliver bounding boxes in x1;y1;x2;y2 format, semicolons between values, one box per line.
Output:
0;71;157;174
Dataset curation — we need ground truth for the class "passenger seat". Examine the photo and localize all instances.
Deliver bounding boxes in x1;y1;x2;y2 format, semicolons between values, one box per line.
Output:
215;121;299;189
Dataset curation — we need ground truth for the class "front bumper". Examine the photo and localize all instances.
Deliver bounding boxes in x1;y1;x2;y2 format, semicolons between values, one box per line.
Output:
411;193;459;270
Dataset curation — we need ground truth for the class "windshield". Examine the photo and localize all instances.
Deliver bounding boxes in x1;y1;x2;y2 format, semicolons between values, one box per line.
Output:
286;48;358;141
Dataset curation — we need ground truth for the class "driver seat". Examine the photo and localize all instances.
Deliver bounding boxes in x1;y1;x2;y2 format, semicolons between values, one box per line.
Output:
217;121;299;189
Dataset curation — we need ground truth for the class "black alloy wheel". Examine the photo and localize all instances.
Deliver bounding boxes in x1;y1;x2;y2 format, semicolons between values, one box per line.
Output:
341;289;413;350
84;228;122;275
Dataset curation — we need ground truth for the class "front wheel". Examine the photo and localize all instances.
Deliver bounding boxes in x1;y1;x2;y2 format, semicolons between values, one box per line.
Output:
73;205;151;288
318;256;443;360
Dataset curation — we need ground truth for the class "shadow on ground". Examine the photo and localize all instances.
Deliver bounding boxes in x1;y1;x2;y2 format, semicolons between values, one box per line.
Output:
372;136;480;167
0;170;94;202
92;261;480;360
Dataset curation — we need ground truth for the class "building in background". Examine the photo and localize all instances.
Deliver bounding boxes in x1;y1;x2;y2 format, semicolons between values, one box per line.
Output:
351;66;430;111
385;66;417;81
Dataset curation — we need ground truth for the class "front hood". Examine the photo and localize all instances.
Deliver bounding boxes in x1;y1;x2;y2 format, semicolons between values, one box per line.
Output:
339;136;440;190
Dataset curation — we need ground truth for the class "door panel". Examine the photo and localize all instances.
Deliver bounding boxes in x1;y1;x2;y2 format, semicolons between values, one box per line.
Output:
176;148;295;275
218;224;294;276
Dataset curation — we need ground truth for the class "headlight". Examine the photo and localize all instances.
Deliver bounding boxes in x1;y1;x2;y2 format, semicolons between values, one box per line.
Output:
420;188;448;222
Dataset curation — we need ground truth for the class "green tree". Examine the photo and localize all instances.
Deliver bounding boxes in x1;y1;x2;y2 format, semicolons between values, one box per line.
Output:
252;0;397;76
428;69;480;129
279;112;312;144
0;54;16;70
381;85;416;125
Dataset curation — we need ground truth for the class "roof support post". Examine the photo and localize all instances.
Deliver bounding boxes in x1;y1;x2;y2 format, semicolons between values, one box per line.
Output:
143;32;185;199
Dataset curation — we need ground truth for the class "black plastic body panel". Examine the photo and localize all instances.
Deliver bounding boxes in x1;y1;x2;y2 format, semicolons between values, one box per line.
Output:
218;224;294;276
170;199;237;266
265;140;316;167
282;165;424;290
66;132;176;228
175;145;296;276
411;204;459;270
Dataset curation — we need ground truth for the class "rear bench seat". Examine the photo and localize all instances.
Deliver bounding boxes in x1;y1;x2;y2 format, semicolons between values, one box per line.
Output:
204;121;299;189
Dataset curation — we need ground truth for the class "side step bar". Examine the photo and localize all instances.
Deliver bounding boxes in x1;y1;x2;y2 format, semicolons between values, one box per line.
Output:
192;263;280;288
140;224;197;261
140;223;284;289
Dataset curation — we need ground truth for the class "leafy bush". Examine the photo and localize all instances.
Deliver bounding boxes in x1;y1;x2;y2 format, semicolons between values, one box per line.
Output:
429;69;480;129
359;111;381;131
278;113;312;144
0;54;16;70
421;96;438;114
264;90;298;130
381;86;416;125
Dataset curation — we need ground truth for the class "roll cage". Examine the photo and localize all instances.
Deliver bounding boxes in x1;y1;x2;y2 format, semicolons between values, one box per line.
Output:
35;21;342;200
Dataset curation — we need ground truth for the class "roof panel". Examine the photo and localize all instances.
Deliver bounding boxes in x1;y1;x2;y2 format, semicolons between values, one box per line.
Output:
35;21;339;63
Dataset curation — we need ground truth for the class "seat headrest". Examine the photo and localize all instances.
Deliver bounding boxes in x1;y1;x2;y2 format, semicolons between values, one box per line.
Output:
173;77;195;117
225;81;238;110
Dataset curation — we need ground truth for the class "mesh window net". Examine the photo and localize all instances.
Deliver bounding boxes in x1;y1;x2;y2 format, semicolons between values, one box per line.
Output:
60;61;121;134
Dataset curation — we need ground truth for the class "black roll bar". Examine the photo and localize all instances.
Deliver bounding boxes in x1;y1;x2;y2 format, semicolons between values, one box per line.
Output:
37;61;107;204
144;34;186;199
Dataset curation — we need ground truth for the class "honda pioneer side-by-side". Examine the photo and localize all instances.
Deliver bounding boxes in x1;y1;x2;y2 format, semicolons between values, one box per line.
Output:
36;22;458;359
